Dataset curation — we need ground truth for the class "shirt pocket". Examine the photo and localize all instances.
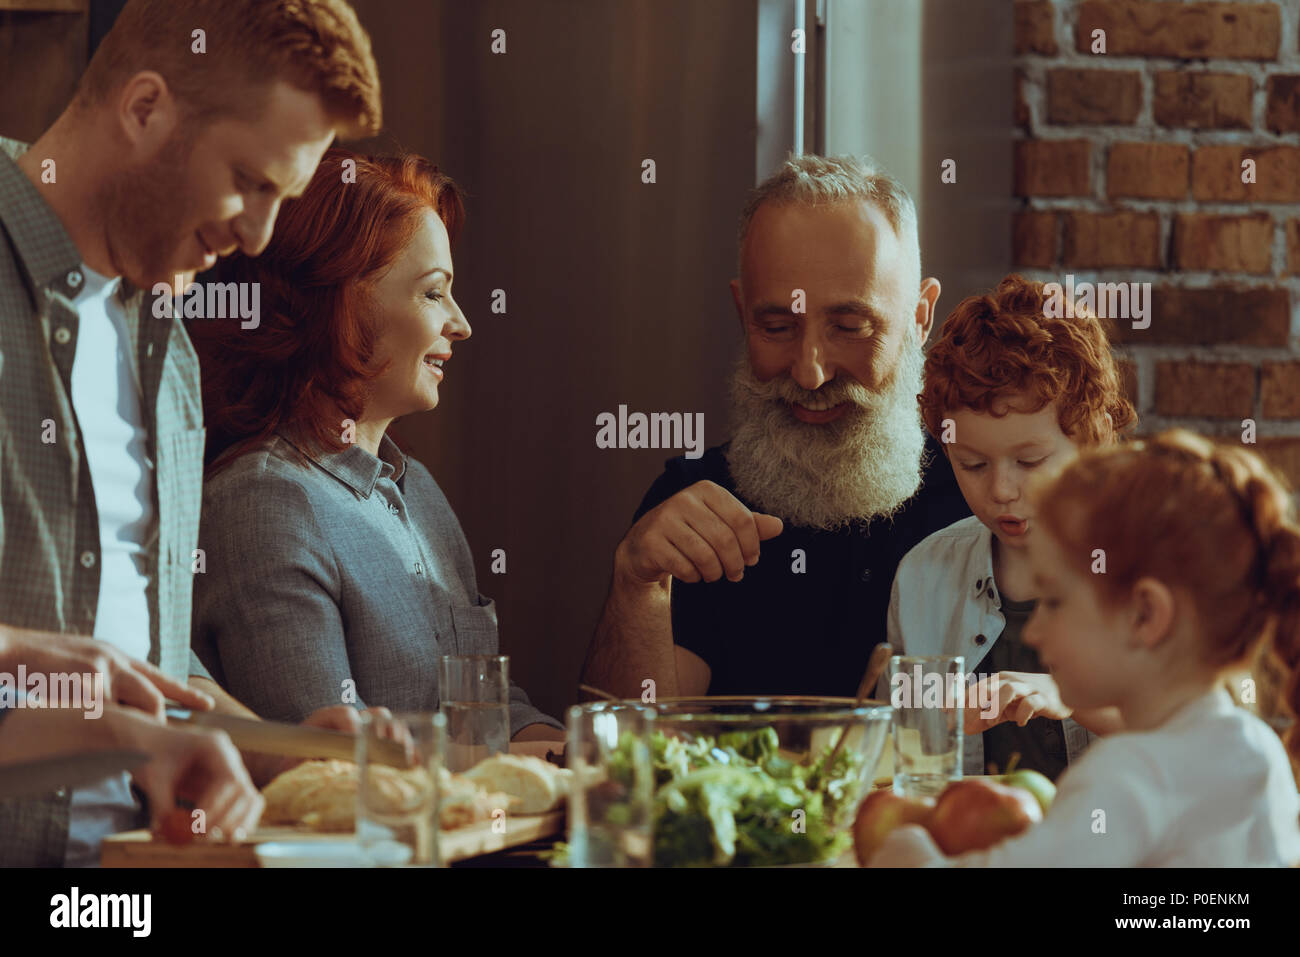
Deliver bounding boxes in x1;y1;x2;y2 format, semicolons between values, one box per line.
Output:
447;598;499;657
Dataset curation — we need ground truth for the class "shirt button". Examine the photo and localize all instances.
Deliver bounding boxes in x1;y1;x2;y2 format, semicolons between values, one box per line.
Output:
80;551;96;568
67;270;82;288
859;568;872;582
414;562;424;576
53;326;71;345
974;634;987;645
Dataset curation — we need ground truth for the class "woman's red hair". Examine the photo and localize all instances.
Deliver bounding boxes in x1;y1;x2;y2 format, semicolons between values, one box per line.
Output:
919;274;1136;446
1036;430;1300;764
188;147;465;471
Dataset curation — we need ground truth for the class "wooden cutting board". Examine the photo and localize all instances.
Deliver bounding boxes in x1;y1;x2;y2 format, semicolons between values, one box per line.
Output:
100;811;564;868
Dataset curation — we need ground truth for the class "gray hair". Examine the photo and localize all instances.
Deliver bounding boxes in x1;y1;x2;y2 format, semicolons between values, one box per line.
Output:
736;154;921;284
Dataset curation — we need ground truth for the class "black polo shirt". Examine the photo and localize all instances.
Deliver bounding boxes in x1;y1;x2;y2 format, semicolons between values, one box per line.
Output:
631;436;971;697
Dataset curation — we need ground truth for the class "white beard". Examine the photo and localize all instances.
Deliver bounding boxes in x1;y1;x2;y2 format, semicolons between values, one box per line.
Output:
724;342;928;531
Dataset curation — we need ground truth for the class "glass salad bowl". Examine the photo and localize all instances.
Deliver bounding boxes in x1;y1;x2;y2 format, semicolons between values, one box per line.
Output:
629;696;893;867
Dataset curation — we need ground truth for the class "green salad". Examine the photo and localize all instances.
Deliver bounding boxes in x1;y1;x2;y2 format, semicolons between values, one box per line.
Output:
555;726;863;867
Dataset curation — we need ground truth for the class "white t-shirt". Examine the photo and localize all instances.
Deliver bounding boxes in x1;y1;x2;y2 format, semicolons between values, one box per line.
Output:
878;687;1300;867
63;263;156;866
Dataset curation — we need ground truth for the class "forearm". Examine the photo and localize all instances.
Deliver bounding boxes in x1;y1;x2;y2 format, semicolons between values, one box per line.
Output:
189;675;259;720
0;622;13;671
582;569;678;700
187;675;284;786
0;705;118;764
511;723;566;742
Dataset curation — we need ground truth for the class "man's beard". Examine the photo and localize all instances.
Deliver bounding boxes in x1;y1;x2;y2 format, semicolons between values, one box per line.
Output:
725;341;928;531
99;127;199;289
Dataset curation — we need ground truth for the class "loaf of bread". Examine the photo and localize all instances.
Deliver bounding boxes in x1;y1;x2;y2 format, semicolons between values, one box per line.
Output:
260;759;511;832
461;754;572;814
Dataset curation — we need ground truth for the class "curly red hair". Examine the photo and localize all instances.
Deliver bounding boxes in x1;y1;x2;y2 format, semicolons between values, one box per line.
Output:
188;147;465;472
918;274;1136;446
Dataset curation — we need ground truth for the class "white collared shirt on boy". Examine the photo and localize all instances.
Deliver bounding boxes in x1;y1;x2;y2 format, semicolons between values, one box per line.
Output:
885;514;1099;774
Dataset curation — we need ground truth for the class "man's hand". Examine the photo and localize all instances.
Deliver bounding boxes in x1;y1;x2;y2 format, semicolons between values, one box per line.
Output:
583;482;770;701
106;707;263;842
965;671;1071;735
616;481;783;586
0;625;213;718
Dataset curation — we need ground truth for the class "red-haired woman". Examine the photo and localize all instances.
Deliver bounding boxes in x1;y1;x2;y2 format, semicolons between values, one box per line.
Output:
187;148;563;745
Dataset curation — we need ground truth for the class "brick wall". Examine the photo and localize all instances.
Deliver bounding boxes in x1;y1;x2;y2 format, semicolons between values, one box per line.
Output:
1013;0;1300;491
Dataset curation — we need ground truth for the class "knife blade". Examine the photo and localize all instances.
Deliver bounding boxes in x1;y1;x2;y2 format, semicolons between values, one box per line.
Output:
166;708;410;769
0;749;151;798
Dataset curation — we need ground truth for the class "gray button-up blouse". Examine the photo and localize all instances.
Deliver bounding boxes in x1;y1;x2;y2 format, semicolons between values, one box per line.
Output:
191;431;561;736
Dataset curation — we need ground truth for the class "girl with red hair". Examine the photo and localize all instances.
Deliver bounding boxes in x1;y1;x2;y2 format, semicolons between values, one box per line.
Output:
874;430;1300;866
187;148;563;744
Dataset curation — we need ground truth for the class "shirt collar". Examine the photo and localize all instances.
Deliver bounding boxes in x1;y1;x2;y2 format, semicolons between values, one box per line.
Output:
967;518;1001;606
0;139;88;299
278;429;407;497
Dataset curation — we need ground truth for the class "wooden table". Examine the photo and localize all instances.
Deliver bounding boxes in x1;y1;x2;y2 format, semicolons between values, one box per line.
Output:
101;811;565;868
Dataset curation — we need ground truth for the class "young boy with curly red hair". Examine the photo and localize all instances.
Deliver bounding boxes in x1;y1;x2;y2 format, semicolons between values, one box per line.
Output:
886;274;1137;781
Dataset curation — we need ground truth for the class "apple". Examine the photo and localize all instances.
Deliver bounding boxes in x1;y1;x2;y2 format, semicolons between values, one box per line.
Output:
925;778;1042;855
853;788;935;865
1000;768;1056;815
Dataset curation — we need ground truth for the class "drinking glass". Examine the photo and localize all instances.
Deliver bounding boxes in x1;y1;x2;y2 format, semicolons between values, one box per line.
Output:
439;654;510;772
565;702;655;867
355;711;444;867
888;654;964;797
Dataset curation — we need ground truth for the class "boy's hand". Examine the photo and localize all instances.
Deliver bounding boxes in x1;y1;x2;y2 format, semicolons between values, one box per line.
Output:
964;671;1071;735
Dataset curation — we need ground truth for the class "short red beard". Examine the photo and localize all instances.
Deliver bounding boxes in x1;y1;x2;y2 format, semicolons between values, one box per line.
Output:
101;129;200;288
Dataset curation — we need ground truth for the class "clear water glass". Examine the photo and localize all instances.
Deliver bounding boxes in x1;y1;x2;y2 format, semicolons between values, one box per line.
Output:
439;654;510;772
889;654;964;797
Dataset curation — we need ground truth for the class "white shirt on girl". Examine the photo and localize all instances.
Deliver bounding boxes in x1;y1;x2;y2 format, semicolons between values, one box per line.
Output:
880;686;1300;867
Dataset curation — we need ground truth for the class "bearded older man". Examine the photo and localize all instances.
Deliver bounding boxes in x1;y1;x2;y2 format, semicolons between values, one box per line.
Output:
582;155;971;699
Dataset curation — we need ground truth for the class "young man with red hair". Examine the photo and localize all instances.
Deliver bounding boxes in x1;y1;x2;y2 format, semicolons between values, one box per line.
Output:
0;0;382;866
887;274;1137;781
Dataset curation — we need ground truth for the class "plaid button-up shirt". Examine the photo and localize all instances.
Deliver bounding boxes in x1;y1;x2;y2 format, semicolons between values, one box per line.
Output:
0;136;209;866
